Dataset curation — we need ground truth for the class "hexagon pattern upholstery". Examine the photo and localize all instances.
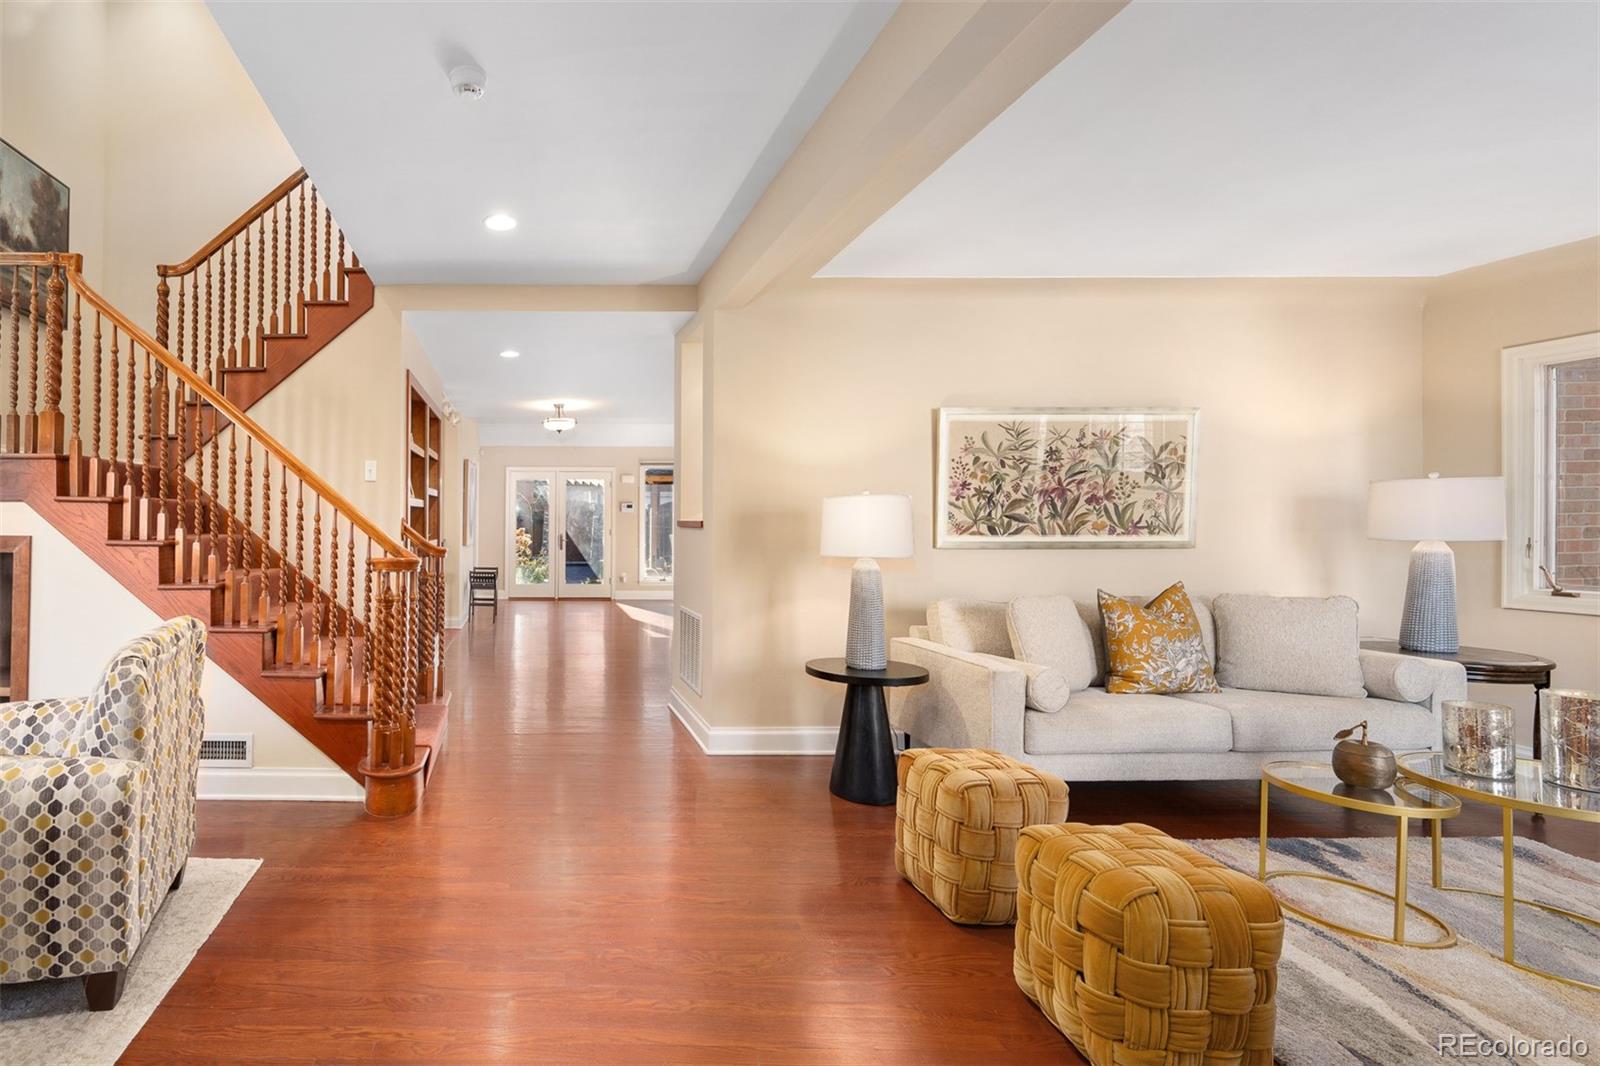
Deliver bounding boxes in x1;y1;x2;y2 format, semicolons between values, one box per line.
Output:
0;617;206;993
1014;823;1283;1064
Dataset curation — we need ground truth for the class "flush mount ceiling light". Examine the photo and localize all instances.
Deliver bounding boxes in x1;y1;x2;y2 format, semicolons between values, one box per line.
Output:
499;349;520;359
483;213;517;232
543;403;577;436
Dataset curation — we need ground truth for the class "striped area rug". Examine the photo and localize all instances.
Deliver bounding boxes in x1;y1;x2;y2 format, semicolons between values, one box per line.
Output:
1188;837;1600;1065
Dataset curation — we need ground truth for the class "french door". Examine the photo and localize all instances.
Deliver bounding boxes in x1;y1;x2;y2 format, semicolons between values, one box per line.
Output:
506;468;614;599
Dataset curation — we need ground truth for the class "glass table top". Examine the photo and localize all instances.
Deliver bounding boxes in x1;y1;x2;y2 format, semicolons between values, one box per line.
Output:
1397;752;1600;820
1261;760;1459;817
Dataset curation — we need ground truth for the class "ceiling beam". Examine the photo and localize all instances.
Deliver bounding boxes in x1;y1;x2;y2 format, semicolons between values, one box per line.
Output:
697;0;1127;311
386;285;699;314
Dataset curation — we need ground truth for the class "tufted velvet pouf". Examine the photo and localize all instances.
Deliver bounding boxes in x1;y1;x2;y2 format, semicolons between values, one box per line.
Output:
894;748;1069;925
1014;823;1284;1065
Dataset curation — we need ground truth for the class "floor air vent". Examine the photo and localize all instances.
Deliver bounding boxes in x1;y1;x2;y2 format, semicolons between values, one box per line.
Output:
199;733;254;768
676;607;702;694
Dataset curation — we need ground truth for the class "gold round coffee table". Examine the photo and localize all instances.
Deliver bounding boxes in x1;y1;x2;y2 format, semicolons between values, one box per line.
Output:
1397;751;1600;992
1259;760;1460;948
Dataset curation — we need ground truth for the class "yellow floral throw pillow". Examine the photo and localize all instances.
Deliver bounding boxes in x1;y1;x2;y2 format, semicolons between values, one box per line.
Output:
1098;583;1220;694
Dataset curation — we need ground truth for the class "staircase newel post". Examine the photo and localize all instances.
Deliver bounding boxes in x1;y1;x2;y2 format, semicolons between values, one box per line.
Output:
36;260;67;454
359;557;423;818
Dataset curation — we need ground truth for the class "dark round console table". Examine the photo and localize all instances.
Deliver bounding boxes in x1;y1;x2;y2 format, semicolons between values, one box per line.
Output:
1361;640;1557;754
805;657;929;806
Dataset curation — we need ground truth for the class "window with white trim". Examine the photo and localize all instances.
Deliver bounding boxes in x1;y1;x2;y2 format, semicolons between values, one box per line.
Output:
1502;332;1600;614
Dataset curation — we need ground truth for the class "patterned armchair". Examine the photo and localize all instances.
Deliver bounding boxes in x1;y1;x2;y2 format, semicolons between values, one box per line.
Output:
0;617;206;1010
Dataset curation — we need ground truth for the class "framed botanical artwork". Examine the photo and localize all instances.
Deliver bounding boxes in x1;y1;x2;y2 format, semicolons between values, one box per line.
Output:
936;407;1198;549
0;138;70;310
463;458;479;547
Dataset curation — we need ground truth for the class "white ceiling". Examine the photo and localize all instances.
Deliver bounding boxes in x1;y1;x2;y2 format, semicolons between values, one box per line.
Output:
823;0;1600;278
406;311;690;446
210;1;896;284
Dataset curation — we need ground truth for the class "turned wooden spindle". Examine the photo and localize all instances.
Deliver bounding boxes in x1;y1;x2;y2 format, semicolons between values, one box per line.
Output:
3;267;20;452
337;230;346;301
124;333;136;503
107;325;119;495
225;427;239;622
328;515;340;674
139;348;154;538
321;203;332;301
363;539;374;706
240;228;252;368
227;239;238;370
35;265;66;455
276;460;290;665
204;260;214;389
309;186;320;303
88;312;103;492
174;375;189;572
313;500;324;665
207;399;220;584
189;380;205;581
292;481;305;664
22;268;39;451
67;292;83;493
271;203;281;334
257;450;271;623
254;219;265;365
188;266;200;375
296;182;306;332
343;529;356;708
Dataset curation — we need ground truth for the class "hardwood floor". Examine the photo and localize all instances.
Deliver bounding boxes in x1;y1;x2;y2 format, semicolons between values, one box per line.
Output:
122;600;1597;1063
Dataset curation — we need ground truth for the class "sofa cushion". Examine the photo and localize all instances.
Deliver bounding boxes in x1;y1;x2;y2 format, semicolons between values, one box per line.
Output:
1359;650;1433;704
1080;594;1216;688
927;600;1013;658
1099;583;1220;695
966;653;1070;713
1007;596;1100;691
1175;688;1436;752
1211;594;1365;698
1024;688;1234;755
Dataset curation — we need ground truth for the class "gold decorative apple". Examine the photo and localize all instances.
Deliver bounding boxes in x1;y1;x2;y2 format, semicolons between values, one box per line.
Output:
1332;720;1397;790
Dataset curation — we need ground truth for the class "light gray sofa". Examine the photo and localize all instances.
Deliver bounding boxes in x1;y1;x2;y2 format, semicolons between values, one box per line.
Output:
888;593;1468;781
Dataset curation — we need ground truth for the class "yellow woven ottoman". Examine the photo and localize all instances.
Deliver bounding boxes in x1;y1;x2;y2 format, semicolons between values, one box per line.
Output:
895;748;1069;925
1014;823;1283;1065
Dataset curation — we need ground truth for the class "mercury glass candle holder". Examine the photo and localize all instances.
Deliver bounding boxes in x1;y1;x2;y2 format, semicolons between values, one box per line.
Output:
1442;700;1516;780
1541;690;1600;793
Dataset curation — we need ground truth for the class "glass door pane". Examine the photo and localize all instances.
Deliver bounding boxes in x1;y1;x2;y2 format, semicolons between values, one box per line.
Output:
558;473;611;598
509;472;553;596
640;465;673;583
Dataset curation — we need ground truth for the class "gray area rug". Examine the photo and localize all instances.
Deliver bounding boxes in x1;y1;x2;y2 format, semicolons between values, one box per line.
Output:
0;857;260;1066
1190;837;1599;1065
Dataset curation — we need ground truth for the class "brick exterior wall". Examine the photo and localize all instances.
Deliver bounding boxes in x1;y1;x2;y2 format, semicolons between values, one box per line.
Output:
1553;357;1600;591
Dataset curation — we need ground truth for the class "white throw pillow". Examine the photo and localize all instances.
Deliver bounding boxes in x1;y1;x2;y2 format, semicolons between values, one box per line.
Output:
1212;594;1366;698
1006;595;1099;692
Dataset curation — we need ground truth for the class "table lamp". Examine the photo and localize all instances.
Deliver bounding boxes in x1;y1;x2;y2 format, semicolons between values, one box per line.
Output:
1367;473;1505;654
821;493;914;670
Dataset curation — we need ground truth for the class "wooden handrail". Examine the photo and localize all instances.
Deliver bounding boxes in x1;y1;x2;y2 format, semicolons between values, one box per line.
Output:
400;524;447;557
15;253;415;563
156;168;309;277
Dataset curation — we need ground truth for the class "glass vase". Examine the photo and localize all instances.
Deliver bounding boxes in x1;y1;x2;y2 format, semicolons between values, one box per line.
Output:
1540;690;1600;793
1442;700;1516;780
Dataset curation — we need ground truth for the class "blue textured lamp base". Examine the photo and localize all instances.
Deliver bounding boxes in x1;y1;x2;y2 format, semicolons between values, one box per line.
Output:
845;558;887;671
1399;540;1459;655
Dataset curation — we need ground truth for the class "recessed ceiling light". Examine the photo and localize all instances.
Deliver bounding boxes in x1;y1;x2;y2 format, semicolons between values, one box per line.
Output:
484;213;517;232
499;349;520;359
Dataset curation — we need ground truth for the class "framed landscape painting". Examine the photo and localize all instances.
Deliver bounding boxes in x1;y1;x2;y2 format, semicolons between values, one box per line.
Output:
0;138;70;310
936;407;1198;548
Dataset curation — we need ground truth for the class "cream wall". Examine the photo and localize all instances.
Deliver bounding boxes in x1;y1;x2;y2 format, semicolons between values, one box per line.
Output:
1;1;296;329
1;502;359;798
479;445;676;598
691;278;1429;730
1422;238;1600;747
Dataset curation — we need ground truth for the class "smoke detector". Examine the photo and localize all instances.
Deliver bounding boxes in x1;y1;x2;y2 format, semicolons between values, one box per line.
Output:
449;63;487;100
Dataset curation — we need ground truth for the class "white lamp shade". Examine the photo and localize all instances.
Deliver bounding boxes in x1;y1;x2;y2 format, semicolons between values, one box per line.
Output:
821;493;914;559
1367;475;1506;542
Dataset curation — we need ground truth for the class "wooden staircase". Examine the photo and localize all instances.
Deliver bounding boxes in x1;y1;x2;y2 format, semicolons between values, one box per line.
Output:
154;169;373;454
1;252;444;817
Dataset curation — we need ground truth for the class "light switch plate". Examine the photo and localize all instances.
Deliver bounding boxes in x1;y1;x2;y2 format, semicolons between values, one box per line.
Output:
363;460;378;482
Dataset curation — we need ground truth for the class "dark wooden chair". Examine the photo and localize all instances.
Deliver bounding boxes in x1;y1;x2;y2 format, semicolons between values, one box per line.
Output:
469;567;499;620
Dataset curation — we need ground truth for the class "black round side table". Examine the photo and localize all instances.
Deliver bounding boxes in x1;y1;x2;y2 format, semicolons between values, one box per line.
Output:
805;658;929;806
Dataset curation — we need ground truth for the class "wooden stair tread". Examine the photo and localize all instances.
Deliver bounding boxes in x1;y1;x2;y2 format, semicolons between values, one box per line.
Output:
313;706;372;722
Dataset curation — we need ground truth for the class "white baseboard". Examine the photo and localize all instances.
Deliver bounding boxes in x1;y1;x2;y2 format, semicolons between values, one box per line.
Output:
198;766;363;802
445;612;466;629
667;687;835;755
617;588;673;601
